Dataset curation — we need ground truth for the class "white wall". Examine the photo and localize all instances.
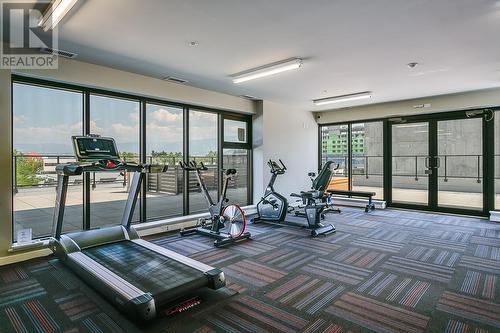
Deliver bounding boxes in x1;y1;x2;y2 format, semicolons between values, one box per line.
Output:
252;101;264;202
254;101;318;203
0;69;12;260
14;57;256;114
316;87;500;124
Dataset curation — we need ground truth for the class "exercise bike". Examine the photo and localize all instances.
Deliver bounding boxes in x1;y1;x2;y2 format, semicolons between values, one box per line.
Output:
255;159;289;222
179;161;251;247
253;159;336;237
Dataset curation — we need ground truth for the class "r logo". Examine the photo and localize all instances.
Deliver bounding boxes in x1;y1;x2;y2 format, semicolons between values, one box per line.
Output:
1;0;58;69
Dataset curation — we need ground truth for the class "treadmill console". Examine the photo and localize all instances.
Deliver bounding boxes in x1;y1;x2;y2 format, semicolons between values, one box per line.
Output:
72;135;120;162
56;135;167;176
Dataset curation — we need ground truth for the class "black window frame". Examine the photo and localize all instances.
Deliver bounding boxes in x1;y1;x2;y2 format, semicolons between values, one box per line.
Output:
220;113;253;206
10;74;253;242
318;108;498;217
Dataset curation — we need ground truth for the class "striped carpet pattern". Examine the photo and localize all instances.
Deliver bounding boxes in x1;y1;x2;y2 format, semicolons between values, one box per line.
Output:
326;292;430;333
1;207;500;332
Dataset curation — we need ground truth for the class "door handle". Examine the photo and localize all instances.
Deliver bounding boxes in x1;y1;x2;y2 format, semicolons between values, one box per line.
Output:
434;156;440;169
424;156;432;175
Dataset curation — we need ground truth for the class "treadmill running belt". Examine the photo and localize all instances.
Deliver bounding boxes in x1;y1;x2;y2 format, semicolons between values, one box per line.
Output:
83;241;206;296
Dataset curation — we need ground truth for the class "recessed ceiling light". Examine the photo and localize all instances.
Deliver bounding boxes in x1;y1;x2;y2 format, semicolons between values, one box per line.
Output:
231;58;303;84
407;62;419;68
313;92;372;106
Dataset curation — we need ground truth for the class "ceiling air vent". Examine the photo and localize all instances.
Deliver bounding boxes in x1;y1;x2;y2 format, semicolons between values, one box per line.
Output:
39;47;77;59
163;76;189;84
240;94;258;100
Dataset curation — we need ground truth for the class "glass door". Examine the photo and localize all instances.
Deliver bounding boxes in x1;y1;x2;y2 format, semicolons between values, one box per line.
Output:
437;118;483;211
389;115;485;214
391;122;430;206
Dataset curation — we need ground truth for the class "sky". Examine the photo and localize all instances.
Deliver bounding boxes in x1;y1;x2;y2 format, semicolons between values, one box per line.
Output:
12;83;244;156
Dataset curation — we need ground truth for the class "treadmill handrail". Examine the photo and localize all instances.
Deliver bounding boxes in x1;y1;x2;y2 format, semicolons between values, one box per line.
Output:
132;239;216;273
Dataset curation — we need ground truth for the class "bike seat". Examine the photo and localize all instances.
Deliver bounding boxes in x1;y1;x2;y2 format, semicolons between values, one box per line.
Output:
226;169;237;175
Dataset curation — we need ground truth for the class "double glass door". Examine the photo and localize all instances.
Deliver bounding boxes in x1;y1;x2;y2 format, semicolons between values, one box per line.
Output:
390;116;483;213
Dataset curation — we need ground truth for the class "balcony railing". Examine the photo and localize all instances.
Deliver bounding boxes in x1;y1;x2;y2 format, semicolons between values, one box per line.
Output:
322;154;495;183
13;154;247;194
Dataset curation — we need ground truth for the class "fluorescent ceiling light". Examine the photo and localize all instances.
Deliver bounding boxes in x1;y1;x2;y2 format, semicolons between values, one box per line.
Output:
39;0;79;32
231;58;302;84
313;92;372;106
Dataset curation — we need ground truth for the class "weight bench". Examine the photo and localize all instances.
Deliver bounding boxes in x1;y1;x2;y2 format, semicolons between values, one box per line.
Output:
326;189;376;212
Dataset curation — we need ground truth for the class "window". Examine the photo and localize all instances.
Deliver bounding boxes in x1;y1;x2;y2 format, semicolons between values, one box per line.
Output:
320;124;349;191
11;76;253;242
189;111;218;214
495;111;500;209
224;119;247;143
12;83;83;241
223;149;249;205
222;116;251;206
352;122;384;199
320;121;384;198
146;104;184;219
89;95;141;227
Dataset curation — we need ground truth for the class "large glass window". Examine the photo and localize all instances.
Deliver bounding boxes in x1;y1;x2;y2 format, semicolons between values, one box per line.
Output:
320;122;383;198
352;122;384;199
146;104;184;219
189;111;218;214
11;78;253;242
223;149;249;206
321;124;349;191
12;83;83;241
89;95;141;227
495;112;500;209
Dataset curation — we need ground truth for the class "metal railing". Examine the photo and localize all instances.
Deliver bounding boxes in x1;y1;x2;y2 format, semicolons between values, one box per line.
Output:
13;153;247;193
322;154;493;183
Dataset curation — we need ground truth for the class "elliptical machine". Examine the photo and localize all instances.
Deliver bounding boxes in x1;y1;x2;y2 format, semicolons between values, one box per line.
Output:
256;159;289;221
179;161;251;247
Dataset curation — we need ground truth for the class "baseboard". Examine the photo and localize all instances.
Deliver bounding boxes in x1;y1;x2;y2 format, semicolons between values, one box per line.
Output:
489;210;500;222
0;248;52;266
0;205;259;266
135;205;258;237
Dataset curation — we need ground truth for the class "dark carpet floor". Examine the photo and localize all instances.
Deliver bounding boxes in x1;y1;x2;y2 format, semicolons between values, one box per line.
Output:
1;207;500;333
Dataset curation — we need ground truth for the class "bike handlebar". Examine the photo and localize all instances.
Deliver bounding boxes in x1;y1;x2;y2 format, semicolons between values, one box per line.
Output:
178;160;209;171
268;159;286;174
278;159;287;170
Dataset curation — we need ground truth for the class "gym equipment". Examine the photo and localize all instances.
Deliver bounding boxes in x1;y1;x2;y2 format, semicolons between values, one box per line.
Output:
327;189;376;212
51;135;225;322
255;159;289;222
179;161;251;247
289;161;337;236
254;159;335;237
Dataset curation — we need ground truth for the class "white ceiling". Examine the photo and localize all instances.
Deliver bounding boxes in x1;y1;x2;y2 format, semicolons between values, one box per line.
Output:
56;0;500;111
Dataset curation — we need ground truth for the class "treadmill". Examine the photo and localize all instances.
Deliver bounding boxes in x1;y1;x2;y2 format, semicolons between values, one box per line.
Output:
50;135;225;322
